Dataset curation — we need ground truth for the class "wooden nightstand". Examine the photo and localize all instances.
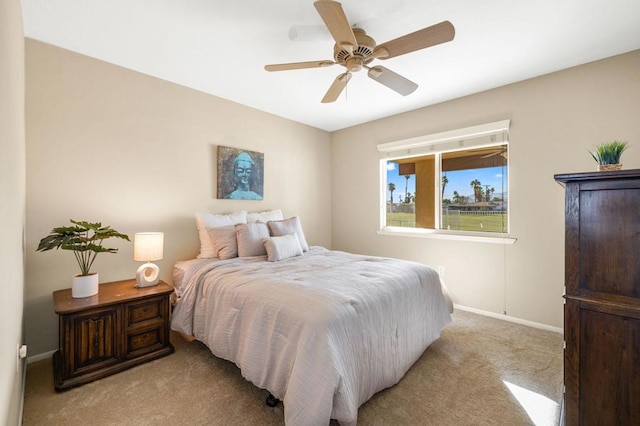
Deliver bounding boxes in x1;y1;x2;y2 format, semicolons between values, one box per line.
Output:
52;279;174;391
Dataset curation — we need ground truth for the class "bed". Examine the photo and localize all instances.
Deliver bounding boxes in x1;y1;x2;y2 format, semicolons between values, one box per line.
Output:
170;211;453;426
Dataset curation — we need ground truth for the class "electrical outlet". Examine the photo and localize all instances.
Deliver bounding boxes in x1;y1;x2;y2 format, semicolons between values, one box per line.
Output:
16;344;27;373
437;266;445;277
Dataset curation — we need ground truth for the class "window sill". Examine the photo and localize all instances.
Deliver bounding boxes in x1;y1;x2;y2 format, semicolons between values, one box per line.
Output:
377;227;517;244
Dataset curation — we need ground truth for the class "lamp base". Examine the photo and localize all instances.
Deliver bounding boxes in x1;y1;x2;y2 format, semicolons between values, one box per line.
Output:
136;262;160;287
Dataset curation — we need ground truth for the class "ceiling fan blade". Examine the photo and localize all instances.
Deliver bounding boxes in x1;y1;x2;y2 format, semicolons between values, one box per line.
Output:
321;72;351;103
367;66;418;96
265;60;335;72
314;1;358;53
373;21;455;60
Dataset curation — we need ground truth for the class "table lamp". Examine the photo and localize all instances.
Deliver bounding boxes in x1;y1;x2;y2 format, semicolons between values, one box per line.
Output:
133;232;164;287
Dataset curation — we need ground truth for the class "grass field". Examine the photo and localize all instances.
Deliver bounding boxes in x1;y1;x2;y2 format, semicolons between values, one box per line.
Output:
387;212;507;233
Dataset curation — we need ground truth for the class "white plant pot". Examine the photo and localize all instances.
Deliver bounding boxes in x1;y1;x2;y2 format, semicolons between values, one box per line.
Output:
72;273;99;298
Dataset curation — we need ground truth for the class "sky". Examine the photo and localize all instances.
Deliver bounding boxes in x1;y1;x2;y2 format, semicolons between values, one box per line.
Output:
386;161;508;202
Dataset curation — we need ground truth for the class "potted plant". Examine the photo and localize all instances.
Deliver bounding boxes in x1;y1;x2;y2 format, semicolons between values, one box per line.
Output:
37;220;130;298
589;140;629;171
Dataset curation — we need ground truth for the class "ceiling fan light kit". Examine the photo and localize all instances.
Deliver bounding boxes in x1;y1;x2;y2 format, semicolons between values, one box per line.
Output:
264;0;455;103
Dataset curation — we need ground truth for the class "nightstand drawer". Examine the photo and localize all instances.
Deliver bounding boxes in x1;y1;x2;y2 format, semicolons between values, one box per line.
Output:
126;326;166;358
126;296;165;327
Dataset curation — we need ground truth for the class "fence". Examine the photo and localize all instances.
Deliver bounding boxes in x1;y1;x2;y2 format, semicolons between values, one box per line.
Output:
386;203;416;227
387;206;507;233
442;210;507;232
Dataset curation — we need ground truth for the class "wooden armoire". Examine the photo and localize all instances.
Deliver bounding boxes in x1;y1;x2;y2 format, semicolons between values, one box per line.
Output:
555;169;640;425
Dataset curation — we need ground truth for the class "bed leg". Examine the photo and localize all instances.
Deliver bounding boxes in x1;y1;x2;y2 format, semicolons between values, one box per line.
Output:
265;393;281;407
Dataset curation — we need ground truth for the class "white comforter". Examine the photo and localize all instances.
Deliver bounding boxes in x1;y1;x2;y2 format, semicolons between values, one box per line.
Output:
171;247;452;426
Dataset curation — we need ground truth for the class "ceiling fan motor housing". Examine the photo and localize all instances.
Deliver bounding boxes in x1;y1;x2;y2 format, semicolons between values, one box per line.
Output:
333;28;375;71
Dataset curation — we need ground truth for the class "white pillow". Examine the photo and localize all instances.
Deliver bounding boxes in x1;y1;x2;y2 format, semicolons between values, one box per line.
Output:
236;222;270;257
247;209;284;223
207;226;238;260
195;211;247;258
263;234;303;262
267;216;309;252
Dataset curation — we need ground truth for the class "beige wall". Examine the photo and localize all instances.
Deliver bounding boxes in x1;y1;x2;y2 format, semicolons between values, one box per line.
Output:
0;0;26;423
331;50;640;329
25;39;332;356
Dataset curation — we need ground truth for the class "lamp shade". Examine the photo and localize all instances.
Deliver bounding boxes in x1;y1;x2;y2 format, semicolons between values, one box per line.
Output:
133;232;164;262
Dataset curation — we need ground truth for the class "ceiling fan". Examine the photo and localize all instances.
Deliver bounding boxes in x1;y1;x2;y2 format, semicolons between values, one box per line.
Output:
264;0;455;103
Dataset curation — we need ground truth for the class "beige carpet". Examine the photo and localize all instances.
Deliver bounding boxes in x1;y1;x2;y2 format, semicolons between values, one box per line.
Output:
23;310;563;425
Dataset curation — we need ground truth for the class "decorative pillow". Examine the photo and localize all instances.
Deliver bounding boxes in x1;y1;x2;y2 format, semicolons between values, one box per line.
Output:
195;211;247;258
207;225;238;260
263;234;303;262
247;209;284;223
267;216;309;252
235;222;270;257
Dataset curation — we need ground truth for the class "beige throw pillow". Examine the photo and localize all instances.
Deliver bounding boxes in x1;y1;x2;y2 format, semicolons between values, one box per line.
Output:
236;222;270;257
207;225;238;260
195;211;247;258
267;217;309;251
263;234;303;262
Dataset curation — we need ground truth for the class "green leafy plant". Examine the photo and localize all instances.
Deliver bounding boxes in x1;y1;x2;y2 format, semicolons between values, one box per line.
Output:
37;220;130;276
589;140;629;165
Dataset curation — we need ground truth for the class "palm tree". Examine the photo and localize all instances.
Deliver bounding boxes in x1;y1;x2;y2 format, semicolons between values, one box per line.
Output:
442;175;448;199
485;187;495;202
404;175;410;203
388;182;396;203
470;179;483;202
453;190;461;204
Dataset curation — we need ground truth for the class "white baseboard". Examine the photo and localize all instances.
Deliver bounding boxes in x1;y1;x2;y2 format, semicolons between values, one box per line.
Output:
27;349;56;364
19;351;27;426
454;304;563;334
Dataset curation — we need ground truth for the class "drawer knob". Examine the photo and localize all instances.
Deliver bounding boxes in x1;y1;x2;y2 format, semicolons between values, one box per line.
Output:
93;332;99;347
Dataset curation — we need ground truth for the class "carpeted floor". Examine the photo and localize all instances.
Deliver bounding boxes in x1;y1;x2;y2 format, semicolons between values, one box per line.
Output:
23;310;563;425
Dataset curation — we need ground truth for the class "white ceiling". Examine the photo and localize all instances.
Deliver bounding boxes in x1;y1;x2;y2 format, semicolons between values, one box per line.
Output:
22;0;640;132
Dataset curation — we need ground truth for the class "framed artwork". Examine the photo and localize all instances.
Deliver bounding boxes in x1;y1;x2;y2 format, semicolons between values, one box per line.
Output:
217;146;264;200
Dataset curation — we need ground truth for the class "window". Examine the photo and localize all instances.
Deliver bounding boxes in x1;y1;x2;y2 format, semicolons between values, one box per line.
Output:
379;120;510;237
